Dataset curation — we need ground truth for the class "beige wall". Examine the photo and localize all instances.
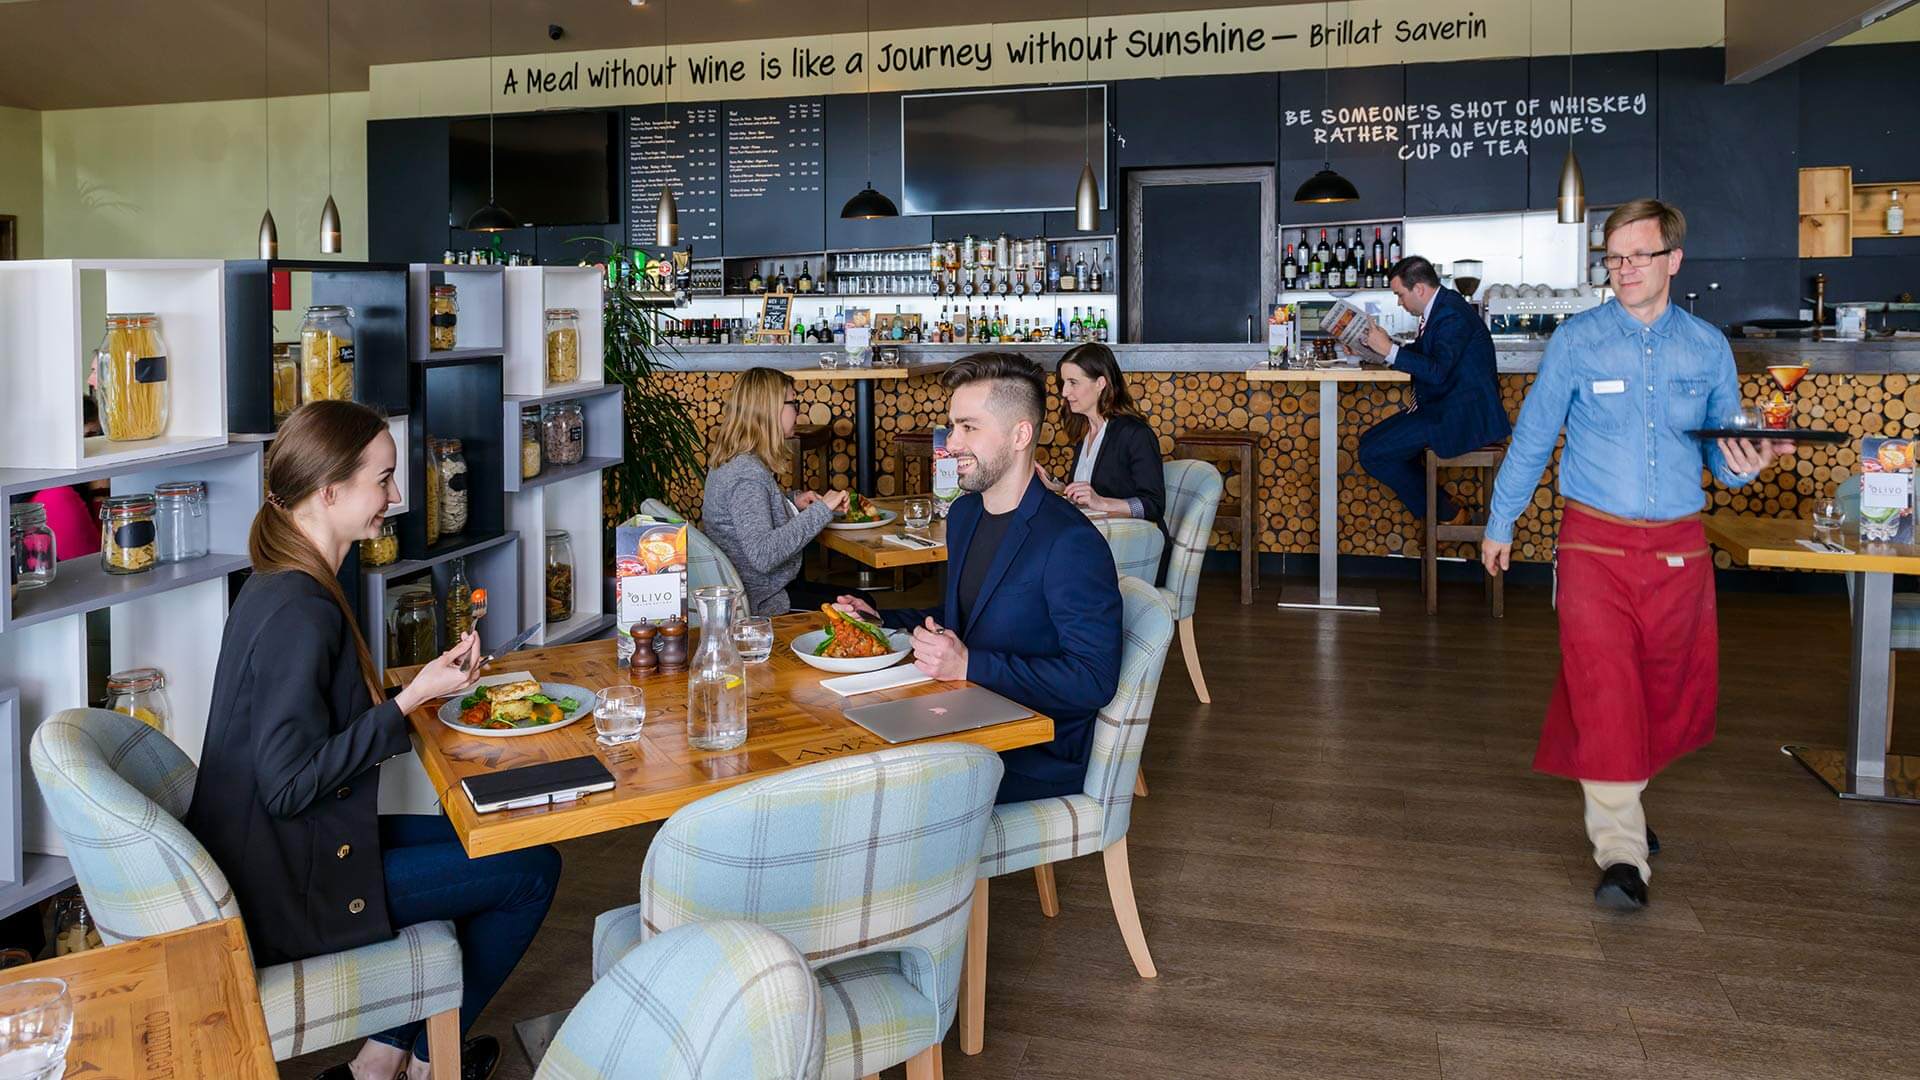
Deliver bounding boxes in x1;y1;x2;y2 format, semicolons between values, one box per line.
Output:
39;92;367;261
0;105;42;257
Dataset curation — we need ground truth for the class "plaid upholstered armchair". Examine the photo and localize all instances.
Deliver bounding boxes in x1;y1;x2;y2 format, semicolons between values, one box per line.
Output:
956;576;1177;1056
28;709;464;1067
535;920;825;1080
592;743;1002;1080
1093;516;1167;586
1160;459;1225;704
633;500;751;617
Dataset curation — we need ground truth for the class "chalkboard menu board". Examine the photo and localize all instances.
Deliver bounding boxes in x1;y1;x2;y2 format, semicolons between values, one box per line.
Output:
723;98;827;257
625;104;724;253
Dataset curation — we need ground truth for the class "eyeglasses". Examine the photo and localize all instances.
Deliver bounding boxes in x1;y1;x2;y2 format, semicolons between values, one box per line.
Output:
782;399;800;408
1600;249;1673;270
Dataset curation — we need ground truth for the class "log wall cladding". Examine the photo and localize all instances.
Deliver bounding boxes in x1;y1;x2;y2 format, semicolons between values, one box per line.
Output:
639;369;1899;569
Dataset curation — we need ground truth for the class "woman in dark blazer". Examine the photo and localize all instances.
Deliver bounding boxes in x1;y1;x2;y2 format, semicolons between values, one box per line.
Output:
185;401;558;1080
1038;343;1169;579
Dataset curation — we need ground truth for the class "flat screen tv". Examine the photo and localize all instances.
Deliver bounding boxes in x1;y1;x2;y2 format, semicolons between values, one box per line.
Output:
899;86;1107;216
449;110;616;227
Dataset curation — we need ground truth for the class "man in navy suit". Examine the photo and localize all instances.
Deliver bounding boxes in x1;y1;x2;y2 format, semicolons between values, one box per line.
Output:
1358;255;1512;525
837;353;1123;804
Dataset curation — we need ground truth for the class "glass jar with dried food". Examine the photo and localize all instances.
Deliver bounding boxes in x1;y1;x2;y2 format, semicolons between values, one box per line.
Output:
444;556;474;642
104;667;170;733
393;588;438;666
520;410;543;479
153;480;209;564
542;401;585;466
271;342;300;428
359;520;399;567
422;437;442;548
92;313;171;442
99;494;157;575
544;308;580;383
430;283;459;351
9;502;56;598
433;437;470;537
545;529;575;623
299;304;356;403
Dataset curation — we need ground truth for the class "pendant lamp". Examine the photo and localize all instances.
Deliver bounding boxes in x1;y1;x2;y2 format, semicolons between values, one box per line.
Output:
1556;0;1586;224
1293;2;1358;205
841;0;899;219
318;0;342;252
258;0;278;258
655;1;680;244
1073;0;1099;230
466;0;520;233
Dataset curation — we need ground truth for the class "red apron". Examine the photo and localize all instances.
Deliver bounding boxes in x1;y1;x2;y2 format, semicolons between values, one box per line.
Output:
1534;503;1718;783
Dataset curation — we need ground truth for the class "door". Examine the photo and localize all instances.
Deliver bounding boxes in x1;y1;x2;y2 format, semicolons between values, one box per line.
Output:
1127;167;1275;344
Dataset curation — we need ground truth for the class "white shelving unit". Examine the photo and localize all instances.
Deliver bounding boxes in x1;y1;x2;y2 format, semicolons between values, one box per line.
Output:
0;259;229;471
502;385;624;495
506;468;612;648
408;264;505;362
503;266;606;397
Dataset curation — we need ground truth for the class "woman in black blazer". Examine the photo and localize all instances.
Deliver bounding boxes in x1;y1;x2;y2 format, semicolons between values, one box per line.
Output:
1038;343;1169;578
184;402;558;1080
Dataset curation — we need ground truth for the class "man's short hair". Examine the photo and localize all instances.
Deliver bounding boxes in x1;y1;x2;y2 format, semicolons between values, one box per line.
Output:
1604;198;1686;251
1387;255;1442;290
943;351;1047;429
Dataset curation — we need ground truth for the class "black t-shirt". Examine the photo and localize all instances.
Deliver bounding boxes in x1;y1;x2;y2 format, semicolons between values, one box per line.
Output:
957;508;1014;629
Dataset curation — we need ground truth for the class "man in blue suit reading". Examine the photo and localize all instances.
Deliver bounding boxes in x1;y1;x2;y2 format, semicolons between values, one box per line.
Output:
1358;255;1513;525
837;353;1123;804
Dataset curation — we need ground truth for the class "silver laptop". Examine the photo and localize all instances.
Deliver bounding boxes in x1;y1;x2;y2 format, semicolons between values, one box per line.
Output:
843;687;1034;744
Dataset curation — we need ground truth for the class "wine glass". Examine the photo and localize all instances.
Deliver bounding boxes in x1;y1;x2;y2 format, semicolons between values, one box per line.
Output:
1762;363;1809;430
0;978;72;1080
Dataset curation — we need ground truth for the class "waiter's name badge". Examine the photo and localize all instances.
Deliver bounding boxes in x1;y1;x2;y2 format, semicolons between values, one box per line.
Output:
1591;379;1627;395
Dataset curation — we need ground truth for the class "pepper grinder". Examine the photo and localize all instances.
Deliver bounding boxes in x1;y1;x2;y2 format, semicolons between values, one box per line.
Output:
655;616;689;673
628;621;658;676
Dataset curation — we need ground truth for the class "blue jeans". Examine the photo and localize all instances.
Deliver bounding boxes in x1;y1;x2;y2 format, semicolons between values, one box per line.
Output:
1357;410;1458;522
368;815;561;1062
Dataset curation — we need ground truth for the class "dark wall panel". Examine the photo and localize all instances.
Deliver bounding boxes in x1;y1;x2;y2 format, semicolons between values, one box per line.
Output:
1797;43;1920;184
1657;48;1798;262
1525;51;1659;210
368;118;452;265
1402;60;1530;216
1670;257;1799;330
1280;65;1406;226
824;92;932;251
1116;73;1278;168
1139;181;1263;343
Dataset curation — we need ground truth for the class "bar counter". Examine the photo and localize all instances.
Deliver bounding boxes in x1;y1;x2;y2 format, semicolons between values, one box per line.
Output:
653;337;1918;568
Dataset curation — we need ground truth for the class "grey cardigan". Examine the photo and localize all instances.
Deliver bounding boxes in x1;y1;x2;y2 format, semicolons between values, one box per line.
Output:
701;453;834;614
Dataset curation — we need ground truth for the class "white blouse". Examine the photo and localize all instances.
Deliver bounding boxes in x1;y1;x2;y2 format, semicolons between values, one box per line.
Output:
1073;421;1108;485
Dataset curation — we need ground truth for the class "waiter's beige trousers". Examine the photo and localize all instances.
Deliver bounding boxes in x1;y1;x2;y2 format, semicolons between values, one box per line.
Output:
1580;779;1650;881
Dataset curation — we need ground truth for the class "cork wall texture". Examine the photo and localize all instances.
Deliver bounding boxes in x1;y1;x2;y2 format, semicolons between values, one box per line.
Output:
644;369;1892;568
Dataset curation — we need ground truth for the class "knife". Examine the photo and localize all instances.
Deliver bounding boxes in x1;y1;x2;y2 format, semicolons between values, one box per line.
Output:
472;623;541;672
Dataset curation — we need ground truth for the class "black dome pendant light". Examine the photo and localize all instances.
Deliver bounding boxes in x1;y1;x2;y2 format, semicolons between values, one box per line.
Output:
841;0;899;219
466;0;520;232
1293;1;1359;204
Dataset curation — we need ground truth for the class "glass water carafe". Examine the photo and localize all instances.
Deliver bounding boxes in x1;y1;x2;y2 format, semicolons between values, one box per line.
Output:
686;586;748;751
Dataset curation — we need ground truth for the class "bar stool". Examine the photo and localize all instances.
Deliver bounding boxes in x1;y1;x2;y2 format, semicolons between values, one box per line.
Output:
891;429;936;496
786;423;832;492
1173;430;1259;604
1422;444;1507;618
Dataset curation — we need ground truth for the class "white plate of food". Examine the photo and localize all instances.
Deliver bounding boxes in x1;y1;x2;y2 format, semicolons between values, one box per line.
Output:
824;494;897;532
439;675;596;737
791;606;913;673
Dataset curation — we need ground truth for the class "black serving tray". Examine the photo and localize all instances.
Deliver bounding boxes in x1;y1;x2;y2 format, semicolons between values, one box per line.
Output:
1687;427;1849;444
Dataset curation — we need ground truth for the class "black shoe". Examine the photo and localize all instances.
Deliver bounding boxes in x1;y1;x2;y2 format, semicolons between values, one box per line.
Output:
451;1036;502;1080
1646;826;1660;856
1594;863;1648;911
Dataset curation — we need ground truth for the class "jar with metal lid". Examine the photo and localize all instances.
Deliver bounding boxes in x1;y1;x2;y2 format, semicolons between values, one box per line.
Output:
422;437;442;548
359;520;398;567
299;304;356;403
100;494;157;575
432;438;469;536
393;589;438;666
545;530;575;623
93;313;171;442
153;480;209;564
542;401;585;466
9;502;57;597
544;308;581;383
104;667;170;733
271;343;300;428
430;283;459;351
520;411;543;480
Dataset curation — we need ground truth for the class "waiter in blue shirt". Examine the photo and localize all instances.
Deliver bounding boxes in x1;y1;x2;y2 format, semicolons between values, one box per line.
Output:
1482;199;1794;912
1359;256;1512;525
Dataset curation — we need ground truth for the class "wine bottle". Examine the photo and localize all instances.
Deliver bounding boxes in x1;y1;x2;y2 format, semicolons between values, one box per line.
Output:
1890;189;1906;236
1047;243;1062;291
1283;244;1298;291
1372;227;1386;273
1343;242;1359;289
1388;226;1402;264
796;262;813;293
748;266;764;293
1054;307;1068;341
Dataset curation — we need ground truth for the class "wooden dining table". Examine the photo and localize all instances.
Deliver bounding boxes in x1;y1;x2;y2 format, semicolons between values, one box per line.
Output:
390;614;1054;857
0;917;277;1079
819;495;1162;582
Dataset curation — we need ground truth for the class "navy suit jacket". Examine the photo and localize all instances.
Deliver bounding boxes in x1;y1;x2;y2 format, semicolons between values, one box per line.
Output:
1390;287;1512;457
882;474;1123;794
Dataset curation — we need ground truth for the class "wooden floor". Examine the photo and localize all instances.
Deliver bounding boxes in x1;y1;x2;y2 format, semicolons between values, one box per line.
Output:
289;573;1920;1079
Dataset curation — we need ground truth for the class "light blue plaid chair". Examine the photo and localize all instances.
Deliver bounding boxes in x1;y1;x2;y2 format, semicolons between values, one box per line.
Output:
535;920;825;1080
957;578;1176;1056
1093;517;1166;586
631;499;750;617
1161;459;1224;704
593;743;1002;1080
1835;477;1920;723
29;709;464;1065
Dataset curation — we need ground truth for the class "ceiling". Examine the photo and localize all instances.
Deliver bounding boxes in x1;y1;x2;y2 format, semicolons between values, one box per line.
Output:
0;0;1322;110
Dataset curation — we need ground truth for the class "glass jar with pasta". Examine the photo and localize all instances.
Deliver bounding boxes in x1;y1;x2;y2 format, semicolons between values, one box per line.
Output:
99;494;157;575
299;304;356;404
544;308;580;383
432;438;469;537
542;401;585;466
271;343;300;428
92;313;171;442
520;410;543;479
359;520;399;567
422;437;442;548
545;529;575;623
104;667;170;734
392;588;438;666
430;284;459;351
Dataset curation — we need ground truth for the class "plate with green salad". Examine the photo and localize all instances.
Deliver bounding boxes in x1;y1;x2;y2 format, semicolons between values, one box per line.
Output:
437;673;596;737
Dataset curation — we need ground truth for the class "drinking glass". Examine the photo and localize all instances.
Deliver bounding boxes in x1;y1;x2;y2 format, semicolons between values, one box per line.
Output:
0;978;72;1080
593;685;646;746
1813;496;1847;531
731;616;775;663
903;497;934;532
